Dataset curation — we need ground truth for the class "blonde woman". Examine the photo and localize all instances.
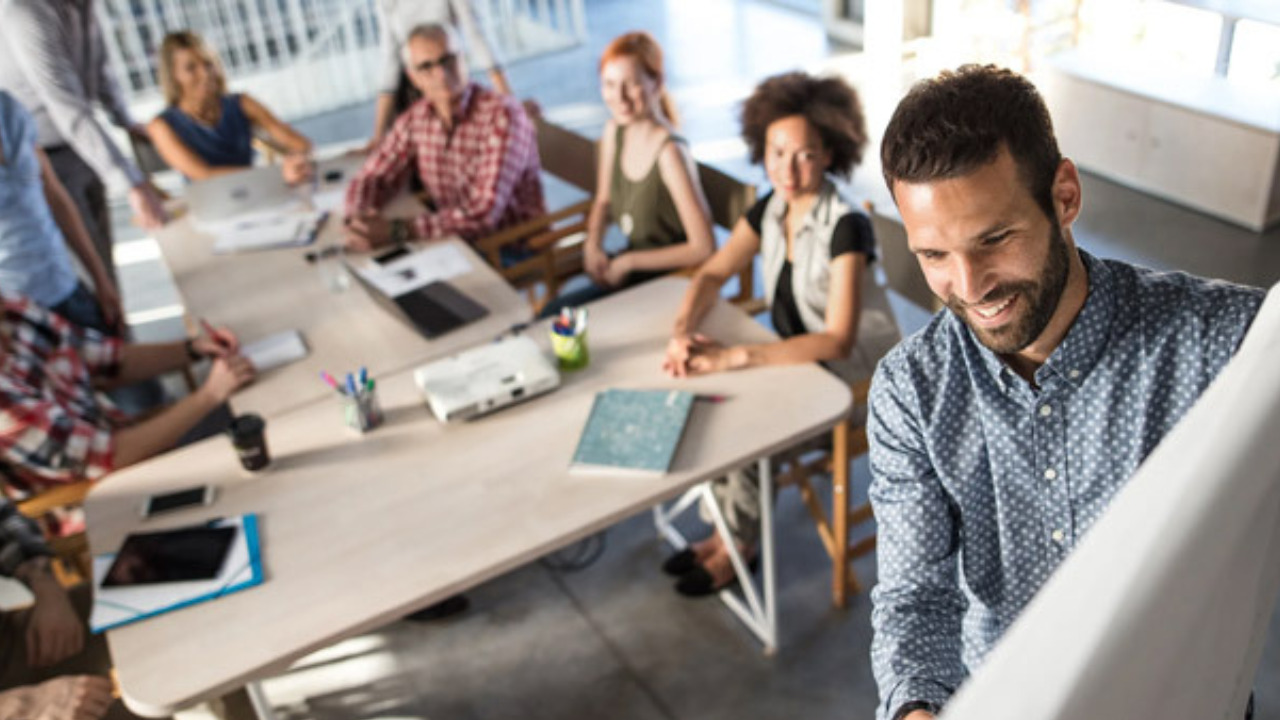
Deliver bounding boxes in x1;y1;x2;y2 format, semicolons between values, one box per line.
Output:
148;31;312;183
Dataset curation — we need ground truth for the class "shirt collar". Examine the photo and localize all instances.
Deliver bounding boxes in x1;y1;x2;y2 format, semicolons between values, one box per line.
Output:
427;82;478;124
969;249;1114;392
763;177;837;237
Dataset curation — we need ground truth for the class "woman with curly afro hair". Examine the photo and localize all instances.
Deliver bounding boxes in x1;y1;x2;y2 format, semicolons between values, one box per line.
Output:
659;71;900;597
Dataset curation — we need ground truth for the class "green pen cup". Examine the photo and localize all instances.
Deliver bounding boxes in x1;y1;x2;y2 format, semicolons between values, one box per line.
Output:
549;328;589;371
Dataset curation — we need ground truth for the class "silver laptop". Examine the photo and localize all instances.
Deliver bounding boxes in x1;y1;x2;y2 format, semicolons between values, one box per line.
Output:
413;336;560;422
185;156;353;223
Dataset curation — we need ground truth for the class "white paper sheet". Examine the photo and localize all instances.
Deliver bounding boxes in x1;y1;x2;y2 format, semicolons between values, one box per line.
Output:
200;205;325;254
242;329;308;373
90;515;261;633
352;243;473;298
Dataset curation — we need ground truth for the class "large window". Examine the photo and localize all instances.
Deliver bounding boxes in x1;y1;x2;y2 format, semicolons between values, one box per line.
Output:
1078;0;1279;85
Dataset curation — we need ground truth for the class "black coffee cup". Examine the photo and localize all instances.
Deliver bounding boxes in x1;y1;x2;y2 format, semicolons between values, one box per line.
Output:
227;414;270;471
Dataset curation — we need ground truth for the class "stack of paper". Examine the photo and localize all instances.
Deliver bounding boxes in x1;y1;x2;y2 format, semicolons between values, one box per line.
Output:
351;243;473;298
199;206;327;254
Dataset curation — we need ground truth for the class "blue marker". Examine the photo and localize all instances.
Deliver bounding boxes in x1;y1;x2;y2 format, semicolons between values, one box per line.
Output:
359;366;367;388
346;373;358;397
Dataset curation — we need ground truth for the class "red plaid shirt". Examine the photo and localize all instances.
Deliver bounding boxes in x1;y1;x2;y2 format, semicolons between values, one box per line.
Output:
0;294;123;494
345;83;545;241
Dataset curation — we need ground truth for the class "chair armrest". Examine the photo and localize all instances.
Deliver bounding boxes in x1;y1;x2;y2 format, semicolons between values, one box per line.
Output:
17;481;94;518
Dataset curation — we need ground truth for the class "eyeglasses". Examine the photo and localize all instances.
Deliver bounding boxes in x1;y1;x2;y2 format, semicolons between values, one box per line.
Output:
413;53;458;74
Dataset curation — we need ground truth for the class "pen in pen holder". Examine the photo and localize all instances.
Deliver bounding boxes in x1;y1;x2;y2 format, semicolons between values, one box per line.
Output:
549;306;589;371
334;371;383;433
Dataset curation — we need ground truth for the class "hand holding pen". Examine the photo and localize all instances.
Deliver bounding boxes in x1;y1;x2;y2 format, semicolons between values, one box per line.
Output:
196;318;241;358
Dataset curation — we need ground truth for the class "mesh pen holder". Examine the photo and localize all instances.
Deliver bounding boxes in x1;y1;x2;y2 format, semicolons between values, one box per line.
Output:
340;387;384;433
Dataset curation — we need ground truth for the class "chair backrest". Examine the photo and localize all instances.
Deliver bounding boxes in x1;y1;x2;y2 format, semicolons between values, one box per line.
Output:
535;117;597;194
865;202;942;313
130;133;171;177
697;162;756;232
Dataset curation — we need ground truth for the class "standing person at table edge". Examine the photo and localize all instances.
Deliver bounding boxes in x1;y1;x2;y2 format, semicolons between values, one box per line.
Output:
0;0;168;285
343;22;544;252
866;64;1264;720
0;91;123;336
147;31;314;184
540;31;713;317
660;72;900;596
0;296;255;497
367;0;513;150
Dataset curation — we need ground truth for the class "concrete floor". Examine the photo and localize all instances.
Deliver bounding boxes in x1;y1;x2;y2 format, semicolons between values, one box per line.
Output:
101;0;1280;718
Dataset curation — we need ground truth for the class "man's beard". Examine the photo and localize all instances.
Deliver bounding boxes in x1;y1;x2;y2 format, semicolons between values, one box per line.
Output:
946;224;1071;355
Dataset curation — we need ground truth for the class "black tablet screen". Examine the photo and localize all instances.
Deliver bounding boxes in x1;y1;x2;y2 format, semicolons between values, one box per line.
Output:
102;525;237;587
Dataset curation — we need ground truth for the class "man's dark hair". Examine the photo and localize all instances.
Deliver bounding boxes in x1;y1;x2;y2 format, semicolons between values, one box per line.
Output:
740;72;867;179
880;64;1062;220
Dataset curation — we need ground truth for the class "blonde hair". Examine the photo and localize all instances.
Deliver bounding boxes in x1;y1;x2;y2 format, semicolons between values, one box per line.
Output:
599;31;678;127
157;31;227;106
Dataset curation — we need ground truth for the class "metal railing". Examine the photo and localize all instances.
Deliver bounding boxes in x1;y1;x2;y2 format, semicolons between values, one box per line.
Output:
96;0;585;122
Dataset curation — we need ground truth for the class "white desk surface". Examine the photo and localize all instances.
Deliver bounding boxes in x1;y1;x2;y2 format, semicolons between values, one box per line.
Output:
87;277;851;717
155;159;529;418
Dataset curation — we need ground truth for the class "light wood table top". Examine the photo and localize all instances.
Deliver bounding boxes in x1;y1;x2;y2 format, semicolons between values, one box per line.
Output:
87;277;851;717
155;157;529;419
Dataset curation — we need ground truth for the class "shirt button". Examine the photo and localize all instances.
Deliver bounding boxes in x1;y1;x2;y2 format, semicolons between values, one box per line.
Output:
1051;529;1065;543
1044;468;1058;481
1069;369;1081;379
1039;404;1053;417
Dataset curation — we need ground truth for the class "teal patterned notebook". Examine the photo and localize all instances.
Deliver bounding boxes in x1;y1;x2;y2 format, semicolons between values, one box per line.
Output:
571;389;695;475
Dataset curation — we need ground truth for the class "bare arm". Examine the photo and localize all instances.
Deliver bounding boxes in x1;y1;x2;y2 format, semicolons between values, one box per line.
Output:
583;122;617;282
240;94;311;155
147;116;243;181
677;252;865;376
36;146;121;328
488;68;513;96
615;140;714;274
672;216;759;337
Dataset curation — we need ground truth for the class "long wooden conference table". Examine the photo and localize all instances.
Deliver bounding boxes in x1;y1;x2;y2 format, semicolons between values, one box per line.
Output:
89;164;852;718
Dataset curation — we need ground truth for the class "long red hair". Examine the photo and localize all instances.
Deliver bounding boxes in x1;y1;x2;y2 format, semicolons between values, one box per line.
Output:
599;31;678;127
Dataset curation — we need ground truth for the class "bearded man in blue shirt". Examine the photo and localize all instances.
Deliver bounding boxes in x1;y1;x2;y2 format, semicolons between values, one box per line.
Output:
867;64;1267;720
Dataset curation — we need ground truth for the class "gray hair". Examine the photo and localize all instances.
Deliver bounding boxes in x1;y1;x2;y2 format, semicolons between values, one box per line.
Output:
401;22;463;65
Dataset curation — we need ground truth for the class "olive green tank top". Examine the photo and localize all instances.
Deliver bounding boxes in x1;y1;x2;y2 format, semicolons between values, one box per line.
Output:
609;124;687;252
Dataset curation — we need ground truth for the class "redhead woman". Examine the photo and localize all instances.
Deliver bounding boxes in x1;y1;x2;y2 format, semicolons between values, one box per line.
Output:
660;72;901;596
542;31;713;316
148;31;312;183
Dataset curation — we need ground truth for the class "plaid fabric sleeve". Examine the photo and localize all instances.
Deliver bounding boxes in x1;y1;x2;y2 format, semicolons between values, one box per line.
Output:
0;496;53;577
345;109;418;217
67;323;124;377
413;100;535;240
0;393;116;485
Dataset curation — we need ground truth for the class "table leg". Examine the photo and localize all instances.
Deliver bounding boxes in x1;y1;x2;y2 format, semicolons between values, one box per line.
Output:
653;457;779;653
208;683;276;720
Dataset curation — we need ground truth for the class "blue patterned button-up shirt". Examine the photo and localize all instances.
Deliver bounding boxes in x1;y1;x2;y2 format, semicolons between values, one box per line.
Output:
866;252;1265;719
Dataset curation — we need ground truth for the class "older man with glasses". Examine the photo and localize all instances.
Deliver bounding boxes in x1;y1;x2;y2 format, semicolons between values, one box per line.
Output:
343;22;544;252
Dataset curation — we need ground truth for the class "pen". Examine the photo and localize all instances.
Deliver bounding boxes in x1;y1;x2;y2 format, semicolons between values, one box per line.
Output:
346;373;358;397
359;366;367;388
321;371;344;394
199;318;231;352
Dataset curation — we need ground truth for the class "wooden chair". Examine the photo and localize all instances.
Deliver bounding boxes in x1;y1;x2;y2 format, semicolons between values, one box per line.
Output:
774;379;876;608
864;200;942;313
15;481;95;587
690;162;760;312
474;116;596;314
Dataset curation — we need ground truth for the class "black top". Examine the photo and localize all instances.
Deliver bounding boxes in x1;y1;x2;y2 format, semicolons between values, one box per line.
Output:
744;191;876;339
